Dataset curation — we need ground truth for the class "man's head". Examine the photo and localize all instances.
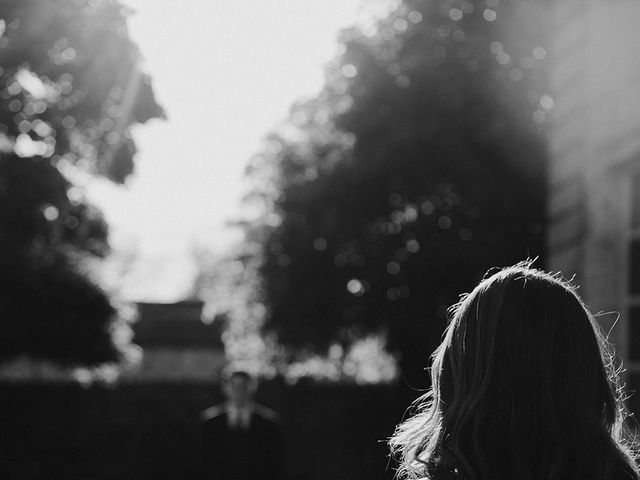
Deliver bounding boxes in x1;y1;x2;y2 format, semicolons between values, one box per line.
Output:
222;370;257;408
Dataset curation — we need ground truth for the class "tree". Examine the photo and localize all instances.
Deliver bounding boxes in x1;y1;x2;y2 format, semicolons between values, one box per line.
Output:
246;0;549;384
0;0;163;366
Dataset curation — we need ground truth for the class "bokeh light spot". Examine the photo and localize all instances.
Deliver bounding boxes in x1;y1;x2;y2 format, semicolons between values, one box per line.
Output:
540;94;554;111
437;25;451;37
393;18;408;32
452;30;465;43
347;279;365;296
65;215;80;229
18;120;31;133
496;52;511;65
342;64;358;78
532;47;547;60
407;11;422;23
532;110;546;124
406;239;420;253
483;9;497;22
334;253;348;267
43;205;59;221
459;228;472;241
386;261;401;275
438;216;452;229
8;99;21;112
404;205;418;222
67;186;83;203
449;8;463;21
421;200;434;215
60;47;76;63
313;237;328;251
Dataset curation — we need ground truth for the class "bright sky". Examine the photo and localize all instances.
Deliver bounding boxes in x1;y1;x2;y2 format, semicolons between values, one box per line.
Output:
87;0;377;301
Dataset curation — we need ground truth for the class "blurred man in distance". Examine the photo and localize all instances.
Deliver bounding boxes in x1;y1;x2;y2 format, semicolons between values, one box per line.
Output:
200;369;285;480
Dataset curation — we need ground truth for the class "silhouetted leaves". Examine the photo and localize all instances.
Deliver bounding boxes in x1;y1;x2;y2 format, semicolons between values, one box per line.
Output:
246;0;548;383
0;0;163;366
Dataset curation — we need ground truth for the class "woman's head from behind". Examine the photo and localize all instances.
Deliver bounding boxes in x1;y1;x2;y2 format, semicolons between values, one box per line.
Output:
391;262;637;480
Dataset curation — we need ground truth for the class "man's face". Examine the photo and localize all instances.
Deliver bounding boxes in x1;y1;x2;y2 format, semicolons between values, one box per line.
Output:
227;375;252;407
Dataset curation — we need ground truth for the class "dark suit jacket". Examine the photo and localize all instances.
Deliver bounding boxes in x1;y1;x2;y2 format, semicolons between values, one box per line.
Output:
200;404;285;480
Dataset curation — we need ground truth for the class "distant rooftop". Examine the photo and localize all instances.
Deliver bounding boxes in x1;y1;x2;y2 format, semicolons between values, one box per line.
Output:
133;301;224;349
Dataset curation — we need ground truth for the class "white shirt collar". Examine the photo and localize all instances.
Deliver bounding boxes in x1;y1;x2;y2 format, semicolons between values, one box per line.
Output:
226;403;254;429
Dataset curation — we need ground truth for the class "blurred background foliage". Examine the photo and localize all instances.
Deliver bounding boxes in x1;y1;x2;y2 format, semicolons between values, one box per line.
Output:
0;0;549;383
231;0;549;384
0;0;163;367
0;0;556;478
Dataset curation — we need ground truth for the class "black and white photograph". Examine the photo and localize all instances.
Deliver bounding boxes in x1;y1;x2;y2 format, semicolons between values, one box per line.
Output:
0;1;639;479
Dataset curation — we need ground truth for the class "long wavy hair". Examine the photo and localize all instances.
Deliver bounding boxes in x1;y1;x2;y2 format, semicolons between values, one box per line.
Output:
390;263;638;480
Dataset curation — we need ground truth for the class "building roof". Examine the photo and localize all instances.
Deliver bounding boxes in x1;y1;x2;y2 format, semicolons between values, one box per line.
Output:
133;301;224;349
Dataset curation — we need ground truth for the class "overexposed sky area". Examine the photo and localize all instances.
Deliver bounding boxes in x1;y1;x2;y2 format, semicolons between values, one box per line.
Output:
87;0;376;300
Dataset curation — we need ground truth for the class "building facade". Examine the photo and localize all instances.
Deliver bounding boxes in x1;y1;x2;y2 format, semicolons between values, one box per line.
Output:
121;301;226;382
548;0;640;406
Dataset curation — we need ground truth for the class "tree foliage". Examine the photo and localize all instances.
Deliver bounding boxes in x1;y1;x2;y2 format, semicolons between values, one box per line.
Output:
0;0;163;366
246;0;549;383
